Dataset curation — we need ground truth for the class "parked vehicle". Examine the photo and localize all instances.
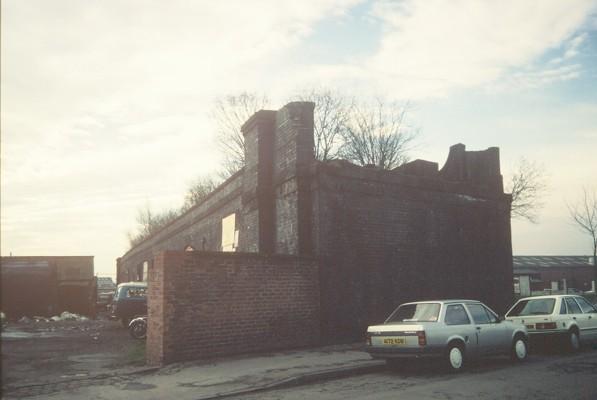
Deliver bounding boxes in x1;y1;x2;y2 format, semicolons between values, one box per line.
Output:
96;277;116;310
505;294;597;351
128;315;147;339
365;300;528;371
110;282;147;327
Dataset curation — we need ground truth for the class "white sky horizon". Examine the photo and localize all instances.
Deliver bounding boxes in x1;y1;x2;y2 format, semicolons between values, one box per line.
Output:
2;0;597;278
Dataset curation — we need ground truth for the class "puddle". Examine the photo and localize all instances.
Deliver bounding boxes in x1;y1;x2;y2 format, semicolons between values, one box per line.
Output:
1;330;61;339
69;354;118;363
122;382;156;391
60;373;89;378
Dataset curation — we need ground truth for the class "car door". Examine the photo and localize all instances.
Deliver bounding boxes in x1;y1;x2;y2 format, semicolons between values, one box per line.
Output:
572;296;597;341
564;297;583;332
465;303;507;355
444;304;478;355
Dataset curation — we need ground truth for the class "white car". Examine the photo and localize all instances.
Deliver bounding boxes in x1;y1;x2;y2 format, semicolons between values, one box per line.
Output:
505;295;597;351
365;300;528;371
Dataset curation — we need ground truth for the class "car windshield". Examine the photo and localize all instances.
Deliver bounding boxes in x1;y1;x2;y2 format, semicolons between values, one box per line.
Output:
385;303;441;323
117;286;147;299
507;298;556;316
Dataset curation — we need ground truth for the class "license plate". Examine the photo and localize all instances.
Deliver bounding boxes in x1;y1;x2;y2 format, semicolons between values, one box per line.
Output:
526;324;534;329
383;338;405;345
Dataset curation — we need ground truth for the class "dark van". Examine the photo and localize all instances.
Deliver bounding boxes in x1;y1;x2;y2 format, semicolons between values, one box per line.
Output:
111;282;147;326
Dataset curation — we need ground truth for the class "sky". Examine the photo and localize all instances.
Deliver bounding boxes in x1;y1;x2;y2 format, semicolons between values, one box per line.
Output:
2;0;597;279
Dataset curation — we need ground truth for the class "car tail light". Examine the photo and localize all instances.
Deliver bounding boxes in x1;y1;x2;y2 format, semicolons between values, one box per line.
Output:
536;322;557;330
417;331;427;346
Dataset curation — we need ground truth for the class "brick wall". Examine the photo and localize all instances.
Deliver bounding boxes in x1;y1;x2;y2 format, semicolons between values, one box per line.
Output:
314;148;513;343
146;251;320;365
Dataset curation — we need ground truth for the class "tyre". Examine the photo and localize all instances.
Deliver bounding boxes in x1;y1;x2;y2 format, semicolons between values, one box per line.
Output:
511;336;528;362
129;318;147;339
568;329;580;352
445;343;465;372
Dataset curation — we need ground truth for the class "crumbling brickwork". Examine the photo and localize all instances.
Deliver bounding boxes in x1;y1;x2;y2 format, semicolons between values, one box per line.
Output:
146;251;320;365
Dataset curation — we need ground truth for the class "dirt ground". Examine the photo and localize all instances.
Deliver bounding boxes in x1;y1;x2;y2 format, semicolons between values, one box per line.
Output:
1;312;145;391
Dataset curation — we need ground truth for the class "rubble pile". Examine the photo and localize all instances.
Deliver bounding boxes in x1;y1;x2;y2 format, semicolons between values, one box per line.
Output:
12;312;89;324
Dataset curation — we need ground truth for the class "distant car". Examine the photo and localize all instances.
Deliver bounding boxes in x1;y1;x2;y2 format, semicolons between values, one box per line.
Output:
365;300;528;371
110;282;147;327
505;295;597;351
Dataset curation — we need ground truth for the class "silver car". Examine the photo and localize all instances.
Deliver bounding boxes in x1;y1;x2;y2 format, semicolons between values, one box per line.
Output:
366;300;529;371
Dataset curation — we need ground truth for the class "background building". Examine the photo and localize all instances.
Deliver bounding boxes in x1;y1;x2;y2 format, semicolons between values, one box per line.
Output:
513;256;596;296
1;256;95;318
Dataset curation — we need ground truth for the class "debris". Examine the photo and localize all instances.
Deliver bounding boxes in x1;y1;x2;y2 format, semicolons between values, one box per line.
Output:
49;311;89;322
60;311;78;321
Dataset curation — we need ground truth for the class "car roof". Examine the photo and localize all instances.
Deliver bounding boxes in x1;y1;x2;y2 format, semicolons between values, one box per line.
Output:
402;299;481;305
515;294;580;301
117;281;147;288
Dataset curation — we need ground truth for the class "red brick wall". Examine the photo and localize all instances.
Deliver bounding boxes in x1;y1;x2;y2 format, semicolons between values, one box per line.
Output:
313;148;513;343
147;251;320;365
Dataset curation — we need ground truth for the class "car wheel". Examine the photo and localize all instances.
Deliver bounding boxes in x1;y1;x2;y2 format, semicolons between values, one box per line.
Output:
446;343;465;372
511;336;528;362
568;330;580;352
129;318;147;339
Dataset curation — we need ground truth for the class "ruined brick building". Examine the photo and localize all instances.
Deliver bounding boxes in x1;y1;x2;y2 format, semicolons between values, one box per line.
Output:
117;102;513;364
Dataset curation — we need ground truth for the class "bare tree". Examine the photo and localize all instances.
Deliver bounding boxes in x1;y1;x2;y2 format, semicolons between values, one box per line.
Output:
507;158;548;223
568;188;597;283
293;89;352;161
181;175;221;211
213;92;269;178
339;99;417;170
213;92;418;171
128;205;180;247
127;176;222;248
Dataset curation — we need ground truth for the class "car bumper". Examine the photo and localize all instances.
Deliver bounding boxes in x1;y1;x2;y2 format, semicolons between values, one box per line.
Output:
366;346;442;359
527;329;568;337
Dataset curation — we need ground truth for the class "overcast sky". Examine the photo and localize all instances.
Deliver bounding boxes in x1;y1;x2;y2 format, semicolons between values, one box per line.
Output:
2;0;597;278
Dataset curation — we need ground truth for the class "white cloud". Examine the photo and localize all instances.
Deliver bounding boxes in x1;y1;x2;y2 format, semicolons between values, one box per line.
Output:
291;0;596;99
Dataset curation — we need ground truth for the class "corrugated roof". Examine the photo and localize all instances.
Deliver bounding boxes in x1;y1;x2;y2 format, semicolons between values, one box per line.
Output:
513;256;594;269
